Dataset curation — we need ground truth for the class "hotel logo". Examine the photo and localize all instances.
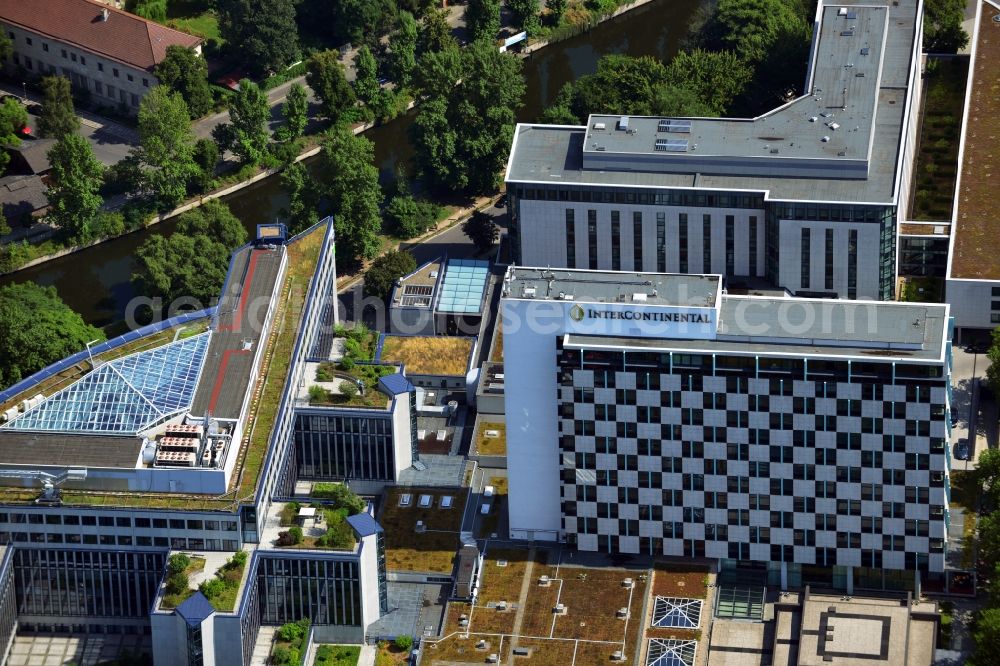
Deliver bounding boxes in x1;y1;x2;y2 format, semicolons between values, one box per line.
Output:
569;304;585;321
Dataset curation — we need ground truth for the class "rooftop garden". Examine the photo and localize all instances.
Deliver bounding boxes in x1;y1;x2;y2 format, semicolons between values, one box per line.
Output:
379;487;467;573
475;422;507;456
305;323;399;409
159;553;206;610
490;321;503;362
379;336;473;376
160;550;248;612
270;618;310;666
275;484;366;550
911;57;968;221
315;645;360;666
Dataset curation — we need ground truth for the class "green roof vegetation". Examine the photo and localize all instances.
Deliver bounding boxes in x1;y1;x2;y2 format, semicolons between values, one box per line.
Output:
475;422;506;456
159;553;206;610
199;551;248;612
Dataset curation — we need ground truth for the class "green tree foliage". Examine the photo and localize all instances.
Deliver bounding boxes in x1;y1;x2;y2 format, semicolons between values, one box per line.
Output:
214;80;269;166
413;45;465;99
364;249;417;300
546;0;568;20
306;51;356;123
192;138;219;192
311;482;367;514
167;553;191;574
412;42;525;193
462;211;499;252
280;161;319;235
0;97;28;175
973;608;1000;664
395;635;414;651
385;195;441;238
128;0;167;22
154;46;213;119
333;0;398;47
390;11;419;87
508;0;541;34
133;200;248;308
0;31;11;61
978;448;1000;507
0;212;10;238
651;84;716;117
419;6;456;55
135;87;198;210
280;83;309;142
924;0;968;53
216;0;299;75
709;0;809;66
317;127;383;264
665;50;752;116
37;76;79;139
986;328;1000;398
466;0;501;43
46;134;105;244
0;282;104;389
353;46;381;107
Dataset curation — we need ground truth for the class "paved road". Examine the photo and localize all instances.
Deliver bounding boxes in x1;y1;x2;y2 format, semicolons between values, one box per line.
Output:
949;346;994;471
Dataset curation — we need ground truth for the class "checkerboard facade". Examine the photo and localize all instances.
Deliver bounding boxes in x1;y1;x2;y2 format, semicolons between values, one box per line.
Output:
557;346;949;573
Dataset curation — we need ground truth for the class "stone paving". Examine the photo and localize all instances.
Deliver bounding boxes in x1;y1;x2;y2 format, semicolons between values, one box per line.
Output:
7;634;150;666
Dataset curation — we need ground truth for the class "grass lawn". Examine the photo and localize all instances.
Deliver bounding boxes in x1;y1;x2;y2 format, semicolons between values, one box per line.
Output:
315;645;360;666
652;563;710;599
374;641;409;666
165;0;222;43
476;422;506;456
898;276;944;303
379;336;474;376
380;488;468;573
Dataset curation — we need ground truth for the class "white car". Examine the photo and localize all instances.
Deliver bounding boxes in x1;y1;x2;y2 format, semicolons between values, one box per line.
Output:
483;485;495;498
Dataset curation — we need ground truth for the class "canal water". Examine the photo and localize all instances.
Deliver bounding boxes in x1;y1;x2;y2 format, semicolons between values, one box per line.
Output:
2;0;703;327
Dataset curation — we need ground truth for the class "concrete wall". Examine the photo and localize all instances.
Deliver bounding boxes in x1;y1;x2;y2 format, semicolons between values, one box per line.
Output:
150;612;188;666
946;278;1000;334
776;219;883;298
391;395;413;480
211;613;245;666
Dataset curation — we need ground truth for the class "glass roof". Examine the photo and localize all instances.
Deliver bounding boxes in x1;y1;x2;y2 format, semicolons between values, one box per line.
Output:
437;259;489;314
646;639;697;666
651;597;703;629
3;332;211;435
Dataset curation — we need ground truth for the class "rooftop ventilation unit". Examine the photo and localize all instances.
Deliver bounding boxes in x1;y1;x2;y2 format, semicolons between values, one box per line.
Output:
593;122;606;130
618;116;630;131
838;7;847;15
657;119;692;133
654;138;689;152
821;136;831;142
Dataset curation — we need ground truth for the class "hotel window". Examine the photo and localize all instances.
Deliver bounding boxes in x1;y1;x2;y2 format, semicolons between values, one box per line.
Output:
71;53;77;62
587;210;597;269
127;73;134;82
678;213;688;272
611;211;621;270
848;229;858;298
633;212;643;270
702;214;712;272
61;49;67;59
800;228;810;289
725;215;735;275
749;215;758;275
656;212;666;272
94;82;102;95
565;209;575;268
80;56;86;66
113;67;119;77
825;229;834;290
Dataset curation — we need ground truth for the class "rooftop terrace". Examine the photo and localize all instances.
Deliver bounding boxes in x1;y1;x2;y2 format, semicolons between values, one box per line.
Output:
506;0;921;204
949;1;1000;279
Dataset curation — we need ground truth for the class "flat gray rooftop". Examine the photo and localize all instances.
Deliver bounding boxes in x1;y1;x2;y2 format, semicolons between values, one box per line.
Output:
506;0;919;204
566;296;948;361
504;267;721;308
0;432;140;469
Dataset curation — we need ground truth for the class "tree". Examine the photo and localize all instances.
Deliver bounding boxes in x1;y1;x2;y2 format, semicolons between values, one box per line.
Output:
546;0;567;21
978;447;1000;506
364;249;417;300
192;138;219;192
508;0;541;34
280;83;309;141
924;0;968;53
0;97;27;175
135;87;198;209
133;199;248;309
214;80;269;166
216;0;299;75
339;381;359;398
0;212;10;238
46;135;105;243
651;84;717;117
0;283;104;389
154;46;213;119
333;0;398;47
306;50;356;123
390;11;419;87
709;0;809;66
353;46;381;107
316;127;383;264
419;6;456;55
986;328;1000;398
466;0;501;43
411;41;525;193
664;50;752;115
462;211;499;252
413;45;465;100
972;609;1000;664
37;76;79;139
280;161;319;235
385;195;441;238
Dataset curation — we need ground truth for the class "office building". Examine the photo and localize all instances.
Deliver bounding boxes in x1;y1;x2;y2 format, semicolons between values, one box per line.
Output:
502;266;952;590
504;0;923;301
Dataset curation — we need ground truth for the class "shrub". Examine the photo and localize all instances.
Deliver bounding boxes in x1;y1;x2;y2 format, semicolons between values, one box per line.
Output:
316;363;334;381
386;195;442;239
395;635;414;651
230;551;248;568
166;572;189;595
312;483;366;514
343;338;362;358
167;553;191;574
199;578;225;599
308;385;328;402
338;356;355;372
278;619;308;643
276;530;297;546
288;526;304;544
339;381;359;398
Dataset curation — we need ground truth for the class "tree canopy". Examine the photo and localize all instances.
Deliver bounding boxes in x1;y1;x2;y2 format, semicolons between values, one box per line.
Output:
214;80;270;166
924;0;968;53
419;7;456;55
411;41;525;194
0;282;104;389
280;83;309;142
508;0;541;35
306;50;356;123
46;134;105;244
37;76;79;139
280;161;320;235
364;249;417;300
216;0;299;75
135;87;198;210
0;98;27;175
390;11;419;87
317;127;384;265
155;46;213;119
466;0;501;43
133;200;248;309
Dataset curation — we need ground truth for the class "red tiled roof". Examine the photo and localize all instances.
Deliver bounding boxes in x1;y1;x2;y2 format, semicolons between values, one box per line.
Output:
0;0;202;72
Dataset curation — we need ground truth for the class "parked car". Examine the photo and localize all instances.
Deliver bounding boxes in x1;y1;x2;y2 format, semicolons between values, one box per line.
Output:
956;438;970;460
480;502;492;515
483;485;495;498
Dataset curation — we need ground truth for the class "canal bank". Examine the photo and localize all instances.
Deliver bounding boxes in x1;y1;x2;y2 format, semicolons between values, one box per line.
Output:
1;0;705;327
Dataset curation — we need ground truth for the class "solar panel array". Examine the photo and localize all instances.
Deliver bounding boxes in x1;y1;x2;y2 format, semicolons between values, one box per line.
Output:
437;259;489;314
646;639;697;666
654;138;690;152
657;119;692;133
401;284;435;308
651;597;703;629
3;332;211;435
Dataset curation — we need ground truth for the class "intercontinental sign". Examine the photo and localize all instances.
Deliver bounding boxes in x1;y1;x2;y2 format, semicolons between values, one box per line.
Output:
569;305;712;324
